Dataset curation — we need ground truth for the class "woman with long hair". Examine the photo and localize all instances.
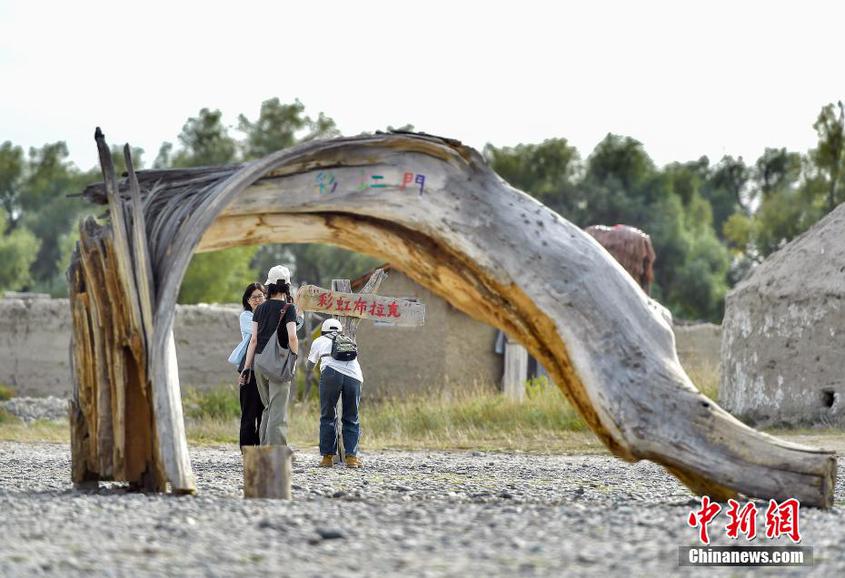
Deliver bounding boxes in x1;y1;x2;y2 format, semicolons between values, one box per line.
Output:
228;282;266;448
241;265;299;446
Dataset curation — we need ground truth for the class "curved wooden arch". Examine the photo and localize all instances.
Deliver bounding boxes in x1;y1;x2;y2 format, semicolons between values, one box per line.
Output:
71;131;835;506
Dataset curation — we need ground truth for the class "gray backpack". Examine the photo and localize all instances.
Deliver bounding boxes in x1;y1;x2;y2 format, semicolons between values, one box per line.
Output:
254;303;297;382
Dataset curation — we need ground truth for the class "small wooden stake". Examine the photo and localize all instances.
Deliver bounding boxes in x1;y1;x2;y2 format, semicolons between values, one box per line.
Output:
243;446;293;499
503;339;528;401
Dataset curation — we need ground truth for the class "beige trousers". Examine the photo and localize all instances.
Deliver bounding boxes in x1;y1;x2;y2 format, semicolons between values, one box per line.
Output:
254;368;291;446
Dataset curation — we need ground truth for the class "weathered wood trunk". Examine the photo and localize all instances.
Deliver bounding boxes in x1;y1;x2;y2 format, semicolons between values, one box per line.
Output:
68;133;186;493
243;446;293;499
76;131;837;507
69;216;164;490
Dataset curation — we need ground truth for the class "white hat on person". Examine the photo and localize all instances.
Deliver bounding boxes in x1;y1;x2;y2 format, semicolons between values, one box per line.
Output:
264;265;291;285
321;318;342;333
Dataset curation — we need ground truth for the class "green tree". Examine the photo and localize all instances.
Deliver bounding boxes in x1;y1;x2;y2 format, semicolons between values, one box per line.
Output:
724;147;816;261
56;227;80;284
752;187;817;257
153;142;173;169
487;133;730;320
579;135;729;321
238;97;339;160
663;158;709;207
171;108;238;168
579;134;658;227
0;141;24;226
484;138;582;219
0;209;40;291
700;155;750;238
584;134;655;193
16;143;93;294
163;107;256;302
812;101;845;212
250;244;380;289
754;147;802;201
386;123;416;132
110;145;145;177
178;246;259;304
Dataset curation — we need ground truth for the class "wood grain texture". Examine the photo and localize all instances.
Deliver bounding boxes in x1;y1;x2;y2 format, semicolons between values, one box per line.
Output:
296;283;424;326
67;136;165;491
76;132;836;506
503;341;528;401
243;446;292;499
347;268;388;341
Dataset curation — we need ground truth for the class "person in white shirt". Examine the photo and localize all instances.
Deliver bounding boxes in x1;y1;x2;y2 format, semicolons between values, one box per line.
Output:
306;318;364;468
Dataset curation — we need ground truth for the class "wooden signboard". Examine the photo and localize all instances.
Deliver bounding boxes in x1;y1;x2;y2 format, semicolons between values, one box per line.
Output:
296;284;425;327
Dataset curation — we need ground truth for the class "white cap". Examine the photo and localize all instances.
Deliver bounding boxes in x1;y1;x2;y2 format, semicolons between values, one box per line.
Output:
321;318;342;333
264;265;291;285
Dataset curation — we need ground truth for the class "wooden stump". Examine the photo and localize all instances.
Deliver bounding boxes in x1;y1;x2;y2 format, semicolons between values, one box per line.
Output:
243;446;293;499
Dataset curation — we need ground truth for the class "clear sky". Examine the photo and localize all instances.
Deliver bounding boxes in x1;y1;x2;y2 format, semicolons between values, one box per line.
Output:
2;0;843;172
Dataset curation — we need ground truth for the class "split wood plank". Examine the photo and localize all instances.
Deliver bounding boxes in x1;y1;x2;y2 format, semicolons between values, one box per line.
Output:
296;284;424;327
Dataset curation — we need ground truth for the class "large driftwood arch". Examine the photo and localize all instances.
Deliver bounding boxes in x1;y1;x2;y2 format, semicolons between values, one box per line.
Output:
70;130;836;506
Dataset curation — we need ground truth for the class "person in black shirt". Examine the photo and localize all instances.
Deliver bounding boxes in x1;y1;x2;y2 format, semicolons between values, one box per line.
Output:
241;265;299;446
230;282;266;448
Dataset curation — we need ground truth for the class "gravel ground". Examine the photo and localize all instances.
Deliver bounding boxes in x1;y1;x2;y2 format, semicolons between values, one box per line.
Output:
0;442;843;577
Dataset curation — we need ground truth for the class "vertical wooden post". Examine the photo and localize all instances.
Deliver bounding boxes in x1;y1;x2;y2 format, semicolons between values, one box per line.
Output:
330;279;352;463
503;339;528;401
326;271;388;463
243;446;293;499
300;311;315;402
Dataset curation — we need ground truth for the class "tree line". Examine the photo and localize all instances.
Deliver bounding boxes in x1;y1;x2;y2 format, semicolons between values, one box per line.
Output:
487;102;844;321
1;98;842;322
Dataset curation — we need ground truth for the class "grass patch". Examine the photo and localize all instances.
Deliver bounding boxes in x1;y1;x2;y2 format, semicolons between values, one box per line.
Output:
183;385;240;420
184;378;600;453
1;376;840;456
0;384;15;401
0;407;16;424
0;419;69;443
684;362;720;401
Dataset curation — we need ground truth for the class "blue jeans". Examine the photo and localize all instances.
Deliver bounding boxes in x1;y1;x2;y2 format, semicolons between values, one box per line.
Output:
319;367;362;456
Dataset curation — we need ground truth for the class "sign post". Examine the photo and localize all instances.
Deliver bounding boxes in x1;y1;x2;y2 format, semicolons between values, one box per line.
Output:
296;284;426;328
295;269;425;463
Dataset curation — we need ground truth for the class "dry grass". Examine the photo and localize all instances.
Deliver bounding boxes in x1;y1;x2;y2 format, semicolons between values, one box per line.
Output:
0;365;720;453
0;362;746;456
185;379;603;454
0;380;600;453
0;384;16;401
3;372;844;457
0;418;69;443
683;361;720;401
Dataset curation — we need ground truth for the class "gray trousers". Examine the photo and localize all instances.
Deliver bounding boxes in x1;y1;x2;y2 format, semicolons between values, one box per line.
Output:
254;368;291;446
